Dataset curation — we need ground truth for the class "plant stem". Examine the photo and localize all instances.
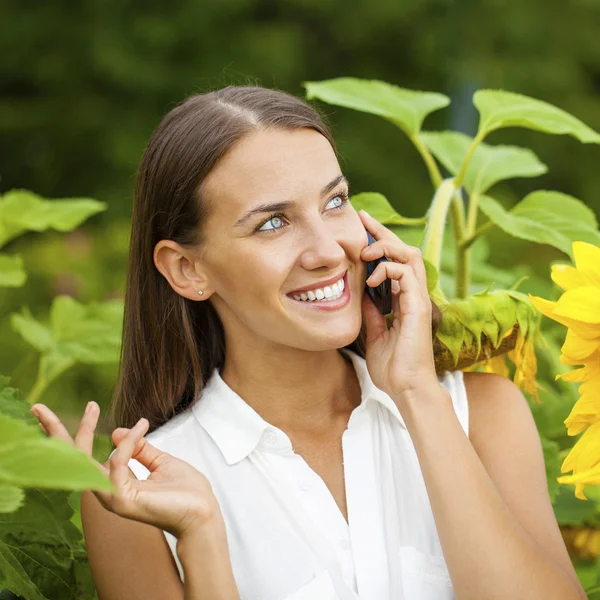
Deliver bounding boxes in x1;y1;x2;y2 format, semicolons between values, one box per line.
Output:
466;192;480;237
454;131;486;189
460;220;497;250
27;372;48;406
451;188;469;298
422;178;457;271
410;134;443;188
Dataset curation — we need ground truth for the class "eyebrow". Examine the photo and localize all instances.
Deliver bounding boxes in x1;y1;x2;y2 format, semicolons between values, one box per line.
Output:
233;174;349;228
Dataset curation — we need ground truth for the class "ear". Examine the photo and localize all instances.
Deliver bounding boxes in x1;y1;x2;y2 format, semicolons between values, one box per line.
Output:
153;240;214;301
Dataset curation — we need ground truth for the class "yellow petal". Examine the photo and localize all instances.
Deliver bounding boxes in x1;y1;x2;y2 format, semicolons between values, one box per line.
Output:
482;354;509;378
528;294;558;319
573;241;600;285
554;287;600;325
561;420;600;473
529;293;600;339
561;329;600;363
551;264;588;291
556;367;586;383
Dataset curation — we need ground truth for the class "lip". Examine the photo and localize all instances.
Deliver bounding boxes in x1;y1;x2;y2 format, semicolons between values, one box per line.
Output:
287;270;348;296
287;272;351;311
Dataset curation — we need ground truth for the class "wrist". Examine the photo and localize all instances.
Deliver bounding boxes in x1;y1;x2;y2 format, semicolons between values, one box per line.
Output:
392;384;452;425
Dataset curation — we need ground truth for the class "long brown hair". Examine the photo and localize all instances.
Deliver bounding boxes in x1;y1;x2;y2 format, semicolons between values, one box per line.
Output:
109;85;441;433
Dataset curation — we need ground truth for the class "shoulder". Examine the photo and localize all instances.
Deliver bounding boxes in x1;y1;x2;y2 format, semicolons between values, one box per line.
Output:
461;371;531;443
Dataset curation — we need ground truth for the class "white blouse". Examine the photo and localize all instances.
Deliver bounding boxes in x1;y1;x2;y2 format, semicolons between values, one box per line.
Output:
125;347;468;599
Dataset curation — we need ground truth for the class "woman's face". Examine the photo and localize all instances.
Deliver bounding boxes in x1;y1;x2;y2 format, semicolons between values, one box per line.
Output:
197;127;369;352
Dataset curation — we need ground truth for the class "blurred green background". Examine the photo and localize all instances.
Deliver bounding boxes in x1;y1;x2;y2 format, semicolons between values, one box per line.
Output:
4;0;600;408
2;0;600;589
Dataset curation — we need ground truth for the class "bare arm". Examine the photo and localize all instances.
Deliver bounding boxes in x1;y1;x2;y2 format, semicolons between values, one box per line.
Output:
395;377;586;600
176;516;241;600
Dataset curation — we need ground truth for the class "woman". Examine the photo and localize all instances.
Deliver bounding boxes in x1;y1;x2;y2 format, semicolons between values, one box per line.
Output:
30;86;585;600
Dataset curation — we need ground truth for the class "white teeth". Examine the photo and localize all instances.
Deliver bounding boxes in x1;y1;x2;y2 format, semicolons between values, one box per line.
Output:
291;276;345;302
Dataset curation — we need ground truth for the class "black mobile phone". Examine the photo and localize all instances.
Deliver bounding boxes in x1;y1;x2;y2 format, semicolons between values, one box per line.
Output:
364;229;392;315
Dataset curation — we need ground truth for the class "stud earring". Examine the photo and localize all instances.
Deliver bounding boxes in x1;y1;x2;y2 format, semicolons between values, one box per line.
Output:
197;290;204;296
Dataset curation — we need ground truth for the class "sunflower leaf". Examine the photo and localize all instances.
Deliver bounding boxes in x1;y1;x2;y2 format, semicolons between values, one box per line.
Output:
474;90;600;143
421;131;547;194
303;77;450;136
350;192;425;226
0;189;106;248
479;192;600;258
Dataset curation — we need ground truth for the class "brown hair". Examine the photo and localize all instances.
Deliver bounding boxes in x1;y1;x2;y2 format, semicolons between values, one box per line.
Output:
108;85;442;432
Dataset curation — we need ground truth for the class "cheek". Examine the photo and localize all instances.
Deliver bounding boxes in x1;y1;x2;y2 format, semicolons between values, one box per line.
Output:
214;247;289;300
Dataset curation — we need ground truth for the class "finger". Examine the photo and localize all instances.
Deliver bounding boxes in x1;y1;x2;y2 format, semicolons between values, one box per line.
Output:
74;401;100;456
30;404;74;445
358;210;398;242
367;261;431;323
112;428;147;460
109;418;150;490
361;239;428;301
361;289;387;345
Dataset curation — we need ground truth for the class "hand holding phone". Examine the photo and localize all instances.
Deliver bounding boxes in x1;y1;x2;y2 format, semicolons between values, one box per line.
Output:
364;229;392;315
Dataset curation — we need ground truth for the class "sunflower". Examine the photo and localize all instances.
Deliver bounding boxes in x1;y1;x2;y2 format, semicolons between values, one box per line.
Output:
529;241;600;500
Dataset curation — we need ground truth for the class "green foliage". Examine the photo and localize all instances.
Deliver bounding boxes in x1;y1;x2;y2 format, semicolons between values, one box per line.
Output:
478;191;600;259
473;90;600;143
11;296;123;405
0;489;97;600
0;190;115;599
304;77;450;136
420;131;548;195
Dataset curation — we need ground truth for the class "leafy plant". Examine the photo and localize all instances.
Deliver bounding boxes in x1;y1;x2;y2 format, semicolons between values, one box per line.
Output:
0;189;117;599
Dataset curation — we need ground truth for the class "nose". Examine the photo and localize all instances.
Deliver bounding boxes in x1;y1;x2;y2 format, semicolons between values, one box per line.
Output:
298;220;346;271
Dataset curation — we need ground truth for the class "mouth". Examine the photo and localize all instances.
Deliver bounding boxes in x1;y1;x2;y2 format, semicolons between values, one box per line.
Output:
286;271;351;312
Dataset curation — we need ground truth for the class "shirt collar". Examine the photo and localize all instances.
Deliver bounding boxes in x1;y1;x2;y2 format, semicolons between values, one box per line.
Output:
192;348;407;466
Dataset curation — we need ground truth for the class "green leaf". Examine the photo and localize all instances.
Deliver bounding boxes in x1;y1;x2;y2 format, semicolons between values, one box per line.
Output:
530;381;577;440
350;192;426;226
478;191;600;258
423;258;439;295
421;131;548;194
0;488;98;600
0;543;46;600
474;90;600;143
10;297;124;395
303;77;449;136
0;253;26;287
0;189;106;248
0;378;37;425
11;307;54;353
553;484;598;523
0;413;113;492
541;435;562;503
0;484;25;513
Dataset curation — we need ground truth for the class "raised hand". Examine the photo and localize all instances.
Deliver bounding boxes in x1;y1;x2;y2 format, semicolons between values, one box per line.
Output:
358;209;443;403
30;401;223;539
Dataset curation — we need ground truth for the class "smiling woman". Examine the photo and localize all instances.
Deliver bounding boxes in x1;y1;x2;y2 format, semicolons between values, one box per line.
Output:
30;85;584;600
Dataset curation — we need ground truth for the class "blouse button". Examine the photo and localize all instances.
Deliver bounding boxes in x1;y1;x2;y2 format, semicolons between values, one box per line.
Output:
299;480;310;491
265;431;278;444
339;538;351;551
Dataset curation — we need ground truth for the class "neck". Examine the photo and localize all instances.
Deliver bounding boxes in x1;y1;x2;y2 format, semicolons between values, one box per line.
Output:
220;343;362;436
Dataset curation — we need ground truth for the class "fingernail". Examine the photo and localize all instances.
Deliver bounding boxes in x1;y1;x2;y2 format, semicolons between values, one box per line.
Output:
361;210;371;218
30;406;39;418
